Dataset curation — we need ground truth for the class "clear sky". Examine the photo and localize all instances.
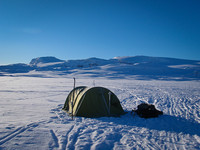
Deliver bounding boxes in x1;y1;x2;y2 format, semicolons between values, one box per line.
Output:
0;0;200;65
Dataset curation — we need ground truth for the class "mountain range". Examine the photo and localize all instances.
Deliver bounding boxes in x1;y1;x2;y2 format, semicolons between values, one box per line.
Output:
0;56;200;80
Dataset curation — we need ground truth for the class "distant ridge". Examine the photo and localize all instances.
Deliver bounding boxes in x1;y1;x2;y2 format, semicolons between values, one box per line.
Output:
0;56;199;80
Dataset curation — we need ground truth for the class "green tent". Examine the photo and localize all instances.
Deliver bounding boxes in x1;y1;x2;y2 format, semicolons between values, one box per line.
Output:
63;86;125;117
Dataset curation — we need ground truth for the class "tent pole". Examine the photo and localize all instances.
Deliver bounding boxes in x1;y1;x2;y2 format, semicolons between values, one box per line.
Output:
72;77;76;120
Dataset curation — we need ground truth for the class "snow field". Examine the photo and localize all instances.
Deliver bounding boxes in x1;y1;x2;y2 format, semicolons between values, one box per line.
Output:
0;76;200;150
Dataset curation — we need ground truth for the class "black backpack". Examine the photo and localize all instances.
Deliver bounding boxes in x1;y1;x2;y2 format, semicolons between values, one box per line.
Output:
132;103;163;118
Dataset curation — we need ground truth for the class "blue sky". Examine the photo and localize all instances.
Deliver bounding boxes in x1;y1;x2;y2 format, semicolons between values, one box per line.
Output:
0;0;200;64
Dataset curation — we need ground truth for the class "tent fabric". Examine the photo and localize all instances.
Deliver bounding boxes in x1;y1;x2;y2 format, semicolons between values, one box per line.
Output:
63;86;125;117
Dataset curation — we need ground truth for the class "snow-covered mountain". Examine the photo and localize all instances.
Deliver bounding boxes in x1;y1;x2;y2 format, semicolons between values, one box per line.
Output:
30;56;65;66
108;56;200;79
0;56;199;80
0;63;33;73
65;57;111;68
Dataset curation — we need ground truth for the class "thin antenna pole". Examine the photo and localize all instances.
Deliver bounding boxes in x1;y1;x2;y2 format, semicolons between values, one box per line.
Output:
93;80;95;87
71;77;76;120
73;77;76;89
108;92;112;116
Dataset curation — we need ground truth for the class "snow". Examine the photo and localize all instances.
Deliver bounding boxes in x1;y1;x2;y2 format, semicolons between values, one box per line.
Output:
113;56;132;59
0;56;200;149
168;64;200;69
0;75;200;150
36;62;65;68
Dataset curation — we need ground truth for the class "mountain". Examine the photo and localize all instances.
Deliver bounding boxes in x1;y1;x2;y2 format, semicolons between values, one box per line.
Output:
66;57;111;67
113;56;198;66
30;56;65;67
0;63;33;74
0;56;199;80
27;57;111;71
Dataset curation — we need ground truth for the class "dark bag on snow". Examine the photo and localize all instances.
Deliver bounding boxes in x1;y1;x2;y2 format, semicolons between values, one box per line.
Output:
133;103;163;118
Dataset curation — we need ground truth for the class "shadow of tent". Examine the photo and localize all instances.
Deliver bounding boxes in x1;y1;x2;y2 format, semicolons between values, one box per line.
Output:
98;113;200;136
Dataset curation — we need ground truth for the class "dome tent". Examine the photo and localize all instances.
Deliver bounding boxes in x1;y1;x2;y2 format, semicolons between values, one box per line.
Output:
63;86;125;118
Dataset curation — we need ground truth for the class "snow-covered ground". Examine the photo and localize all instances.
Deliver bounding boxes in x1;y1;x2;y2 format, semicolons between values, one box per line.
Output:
0;75;200;150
